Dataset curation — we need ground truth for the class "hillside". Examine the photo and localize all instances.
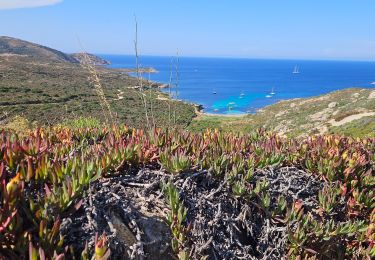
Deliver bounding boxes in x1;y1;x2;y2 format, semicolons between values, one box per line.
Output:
0;37;195;129
70;52;110;65
0;36;112;65
190;88;375;138
0;36;373;139
0;36;78;63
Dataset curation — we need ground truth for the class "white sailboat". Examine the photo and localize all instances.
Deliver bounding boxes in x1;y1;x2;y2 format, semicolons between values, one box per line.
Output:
265;87;275;98
293;65;300;74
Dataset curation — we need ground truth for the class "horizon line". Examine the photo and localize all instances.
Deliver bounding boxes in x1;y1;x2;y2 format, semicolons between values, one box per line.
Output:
92;53;375;63
2;35;374;63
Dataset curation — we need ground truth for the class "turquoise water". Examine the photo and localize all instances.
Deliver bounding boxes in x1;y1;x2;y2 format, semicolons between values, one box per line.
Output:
102;55;375;114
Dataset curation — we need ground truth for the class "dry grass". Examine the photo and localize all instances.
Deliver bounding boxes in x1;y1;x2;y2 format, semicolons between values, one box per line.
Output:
80;52;114;125
134;16;151;130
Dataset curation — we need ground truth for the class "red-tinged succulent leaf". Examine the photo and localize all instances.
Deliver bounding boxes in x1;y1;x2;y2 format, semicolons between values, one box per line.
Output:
95;232;110;260
0;210;17;233
74;199;83;211
0;162;4;180
38;248;46;260
29;241;38;260
51;218;61;238
294;200;303;212
54;253;65;260
27;157;34;181
44;184;52;197
316;207;325;218
340;184;348;196
304;247;318;255
150;154;160;161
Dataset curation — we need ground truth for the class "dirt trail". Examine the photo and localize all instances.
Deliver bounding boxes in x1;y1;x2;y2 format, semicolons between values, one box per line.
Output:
117;89;124;100
156;95;169;101
329;112;375;127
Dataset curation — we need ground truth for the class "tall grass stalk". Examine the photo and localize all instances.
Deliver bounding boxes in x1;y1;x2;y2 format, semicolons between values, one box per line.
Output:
148;71;156;129
168;57;174;127
134;16;151;130
80;52;114;125
173;51;180;125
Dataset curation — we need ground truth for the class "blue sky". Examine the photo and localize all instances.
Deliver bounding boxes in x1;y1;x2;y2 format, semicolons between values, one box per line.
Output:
1;0;375;60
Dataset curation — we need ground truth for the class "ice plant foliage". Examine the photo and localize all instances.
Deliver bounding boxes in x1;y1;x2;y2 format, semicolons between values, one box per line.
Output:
162;181;191;259
0;127;373;258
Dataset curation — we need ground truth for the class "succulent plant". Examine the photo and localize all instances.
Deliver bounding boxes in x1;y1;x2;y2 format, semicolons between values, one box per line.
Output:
0;126;373;258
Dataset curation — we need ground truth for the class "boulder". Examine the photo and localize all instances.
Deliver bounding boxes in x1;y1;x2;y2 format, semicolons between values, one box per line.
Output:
328;102;338;108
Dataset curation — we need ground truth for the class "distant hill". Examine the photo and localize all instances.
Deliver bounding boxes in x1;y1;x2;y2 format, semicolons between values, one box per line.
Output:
0;36;78;63
0;36;109;65
0;36;195;128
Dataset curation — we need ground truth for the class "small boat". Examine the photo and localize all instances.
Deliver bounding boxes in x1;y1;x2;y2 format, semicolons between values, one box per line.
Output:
270;87;275;95
265;94;272;98
228;102;236;110
213;91;217;94
371;82;375;85
240;92;245;96
293;65;300;74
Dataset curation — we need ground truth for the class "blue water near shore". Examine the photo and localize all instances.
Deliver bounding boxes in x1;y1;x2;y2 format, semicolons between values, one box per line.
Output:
102;55;375;115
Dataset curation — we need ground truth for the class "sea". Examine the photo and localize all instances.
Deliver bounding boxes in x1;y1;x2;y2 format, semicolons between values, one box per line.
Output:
102;55;375;115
